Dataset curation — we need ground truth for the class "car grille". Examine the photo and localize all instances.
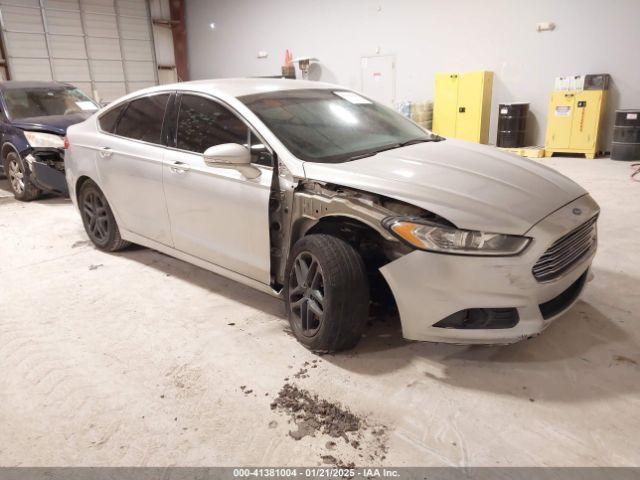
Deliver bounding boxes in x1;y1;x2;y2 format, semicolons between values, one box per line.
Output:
532;216;597;282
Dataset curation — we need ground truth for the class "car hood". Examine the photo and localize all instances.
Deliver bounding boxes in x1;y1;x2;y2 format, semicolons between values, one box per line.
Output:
302;139;588;235
12;112;94;135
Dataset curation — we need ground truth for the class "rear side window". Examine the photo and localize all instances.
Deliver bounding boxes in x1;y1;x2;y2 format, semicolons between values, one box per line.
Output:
98;104;126;133
176;94;248;153
115;94;170;144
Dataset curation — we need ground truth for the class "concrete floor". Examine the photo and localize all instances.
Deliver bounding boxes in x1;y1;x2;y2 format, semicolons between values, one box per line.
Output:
0;157;639;467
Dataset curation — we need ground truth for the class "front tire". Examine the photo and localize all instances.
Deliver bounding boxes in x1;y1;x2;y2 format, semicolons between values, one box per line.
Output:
4;151;40;201
284;234;369;352
78;180;130;252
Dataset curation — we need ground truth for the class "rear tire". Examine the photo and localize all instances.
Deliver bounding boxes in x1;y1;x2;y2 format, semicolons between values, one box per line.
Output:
78;180;130;252
4;151;41;201
284;234;369;352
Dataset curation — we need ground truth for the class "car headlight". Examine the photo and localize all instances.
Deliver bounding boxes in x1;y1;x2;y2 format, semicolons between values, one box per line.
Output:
383;217;531;256
23;131;65;149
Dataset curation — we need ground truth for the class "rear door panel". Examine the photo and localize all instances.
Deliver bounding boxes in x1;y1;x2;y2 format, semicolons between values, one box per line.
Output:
97;135;173;245
95;93;173;245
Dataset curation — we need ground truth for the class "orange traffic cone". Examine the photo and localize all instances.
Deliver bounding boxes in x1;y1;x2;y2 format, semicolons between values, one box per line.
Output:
282;49;295;78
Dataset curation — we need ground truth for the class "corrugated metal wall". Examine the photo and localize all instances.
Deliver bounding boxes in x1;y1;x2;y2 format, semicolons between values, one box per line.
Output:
0;0;160;101
149;0;178;85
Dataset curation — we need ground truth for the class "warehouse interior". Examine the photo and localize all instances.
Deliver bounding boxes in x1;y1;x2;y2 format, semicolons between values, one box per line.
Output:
0;0;639;473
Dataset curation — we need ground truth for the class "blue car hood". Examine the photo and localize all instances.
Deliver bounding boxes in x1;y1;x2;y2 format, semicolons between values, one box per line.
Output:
12;112;93;135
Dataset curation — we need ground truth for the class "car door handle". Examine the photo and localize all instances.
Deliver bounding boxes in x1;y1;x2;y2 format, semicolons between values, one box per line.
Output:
98;146;113;159
169;161;191;174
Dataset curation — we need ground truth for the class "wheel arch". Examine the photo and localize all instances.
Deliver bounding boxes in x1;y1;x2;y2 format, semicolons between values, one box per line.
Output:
298;214;398;268
1;142;20;162
75;175;94;203
297;214;385;245
298;213;400;291
74;175;126;240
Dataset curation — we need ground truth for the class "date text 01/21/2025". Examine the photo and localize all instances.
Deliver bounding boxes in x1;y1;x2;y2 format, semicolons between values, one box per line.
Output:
232;468;400;477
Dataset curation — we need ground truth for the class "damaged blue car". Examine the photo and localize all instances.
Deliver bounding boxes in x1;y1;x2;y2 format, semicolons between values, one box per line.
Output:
0;81;98;201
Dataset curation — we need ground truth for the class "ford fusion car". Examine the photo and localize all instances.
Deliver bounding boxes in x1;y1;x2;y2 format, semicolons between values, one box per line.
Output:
0;81;98;201
64;79;599;352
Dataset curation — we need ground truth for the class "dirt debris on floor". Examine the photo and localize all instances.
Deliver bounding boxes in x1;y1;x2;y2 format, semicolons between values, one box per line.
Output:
320;454;354;469
270;383;361;439
293;360;320;379
612;355;638;366
270;382;388;466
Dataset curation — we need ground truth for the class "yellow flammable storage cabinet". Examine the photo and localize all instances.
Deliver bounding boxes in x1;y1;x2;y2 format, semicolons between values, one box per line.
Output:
432;71;493;143
545;74;609;159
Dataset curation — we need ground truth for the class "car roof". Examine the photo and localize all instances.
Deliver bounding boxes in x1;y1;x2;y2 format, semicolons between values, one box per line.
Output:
132;78;346;99
0;80;75;91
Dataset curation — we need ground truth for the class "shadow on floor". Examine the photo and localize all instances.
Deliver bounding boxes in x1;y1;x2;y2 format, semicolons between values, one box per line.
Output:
0;177;13;199
110;244;640;403
323;268;640;402
38;195;72;206
0;177;71;206
117;245;285;319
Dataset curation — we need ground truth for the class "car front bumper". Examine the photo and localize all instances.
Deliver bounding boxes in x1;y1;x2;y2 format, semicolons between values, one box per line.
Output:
25;151;69;196
380;194;599;344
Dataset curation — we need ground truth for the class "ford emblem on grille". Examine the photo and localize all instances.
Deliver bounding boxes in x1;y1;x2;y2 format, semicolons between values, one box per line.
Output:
573;208;582;215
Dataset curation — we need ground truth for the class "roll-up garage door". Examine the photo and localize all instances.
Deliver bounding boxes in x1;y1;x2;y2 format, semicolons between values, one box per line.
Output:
0;0;158;101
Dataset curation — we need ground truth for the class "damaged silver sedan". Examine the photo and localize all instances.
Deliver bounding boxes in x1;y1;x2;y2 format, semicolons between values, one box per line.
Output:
64;79;599;351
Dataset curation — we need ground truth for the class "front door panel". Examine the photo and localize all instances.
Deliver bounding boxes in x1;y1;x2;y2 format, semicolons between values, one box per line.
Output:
162;149;272;284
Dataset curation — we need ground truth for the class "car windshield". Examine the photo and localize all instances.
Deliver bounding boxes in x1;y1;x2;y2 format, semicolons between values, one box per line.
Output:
3;86;98;120
240;89;440;163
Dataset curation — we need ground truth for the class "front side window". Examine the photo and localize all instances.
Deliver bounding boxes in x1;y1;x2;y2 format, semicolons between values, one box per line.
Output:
115;94;169;144
249;130;272;167
2;86;98;120
176;95;248;154
240;89;438;163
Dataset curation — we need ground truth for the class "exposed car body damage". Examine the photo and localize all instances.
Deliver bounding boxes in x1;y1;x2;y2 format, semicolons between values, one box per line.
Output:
14;114;93;195
276;181;410;284
24;150;67;194
1;140;68;196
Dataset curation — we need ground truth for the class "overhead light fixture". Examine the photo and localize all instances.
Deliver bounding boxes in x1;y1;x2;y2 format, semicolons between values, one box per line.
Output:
209;22;216;30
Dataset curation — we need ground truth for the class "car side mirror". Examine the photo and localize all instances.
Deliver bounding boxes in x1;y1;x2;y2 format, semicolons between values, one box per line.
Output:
203;143;261;179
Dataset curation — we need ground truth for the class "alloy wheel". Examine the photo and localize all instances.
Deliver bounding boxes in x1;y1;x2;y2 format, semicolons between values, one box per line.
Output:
288;251;325;337
82;191;110;242
7;156;24;195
